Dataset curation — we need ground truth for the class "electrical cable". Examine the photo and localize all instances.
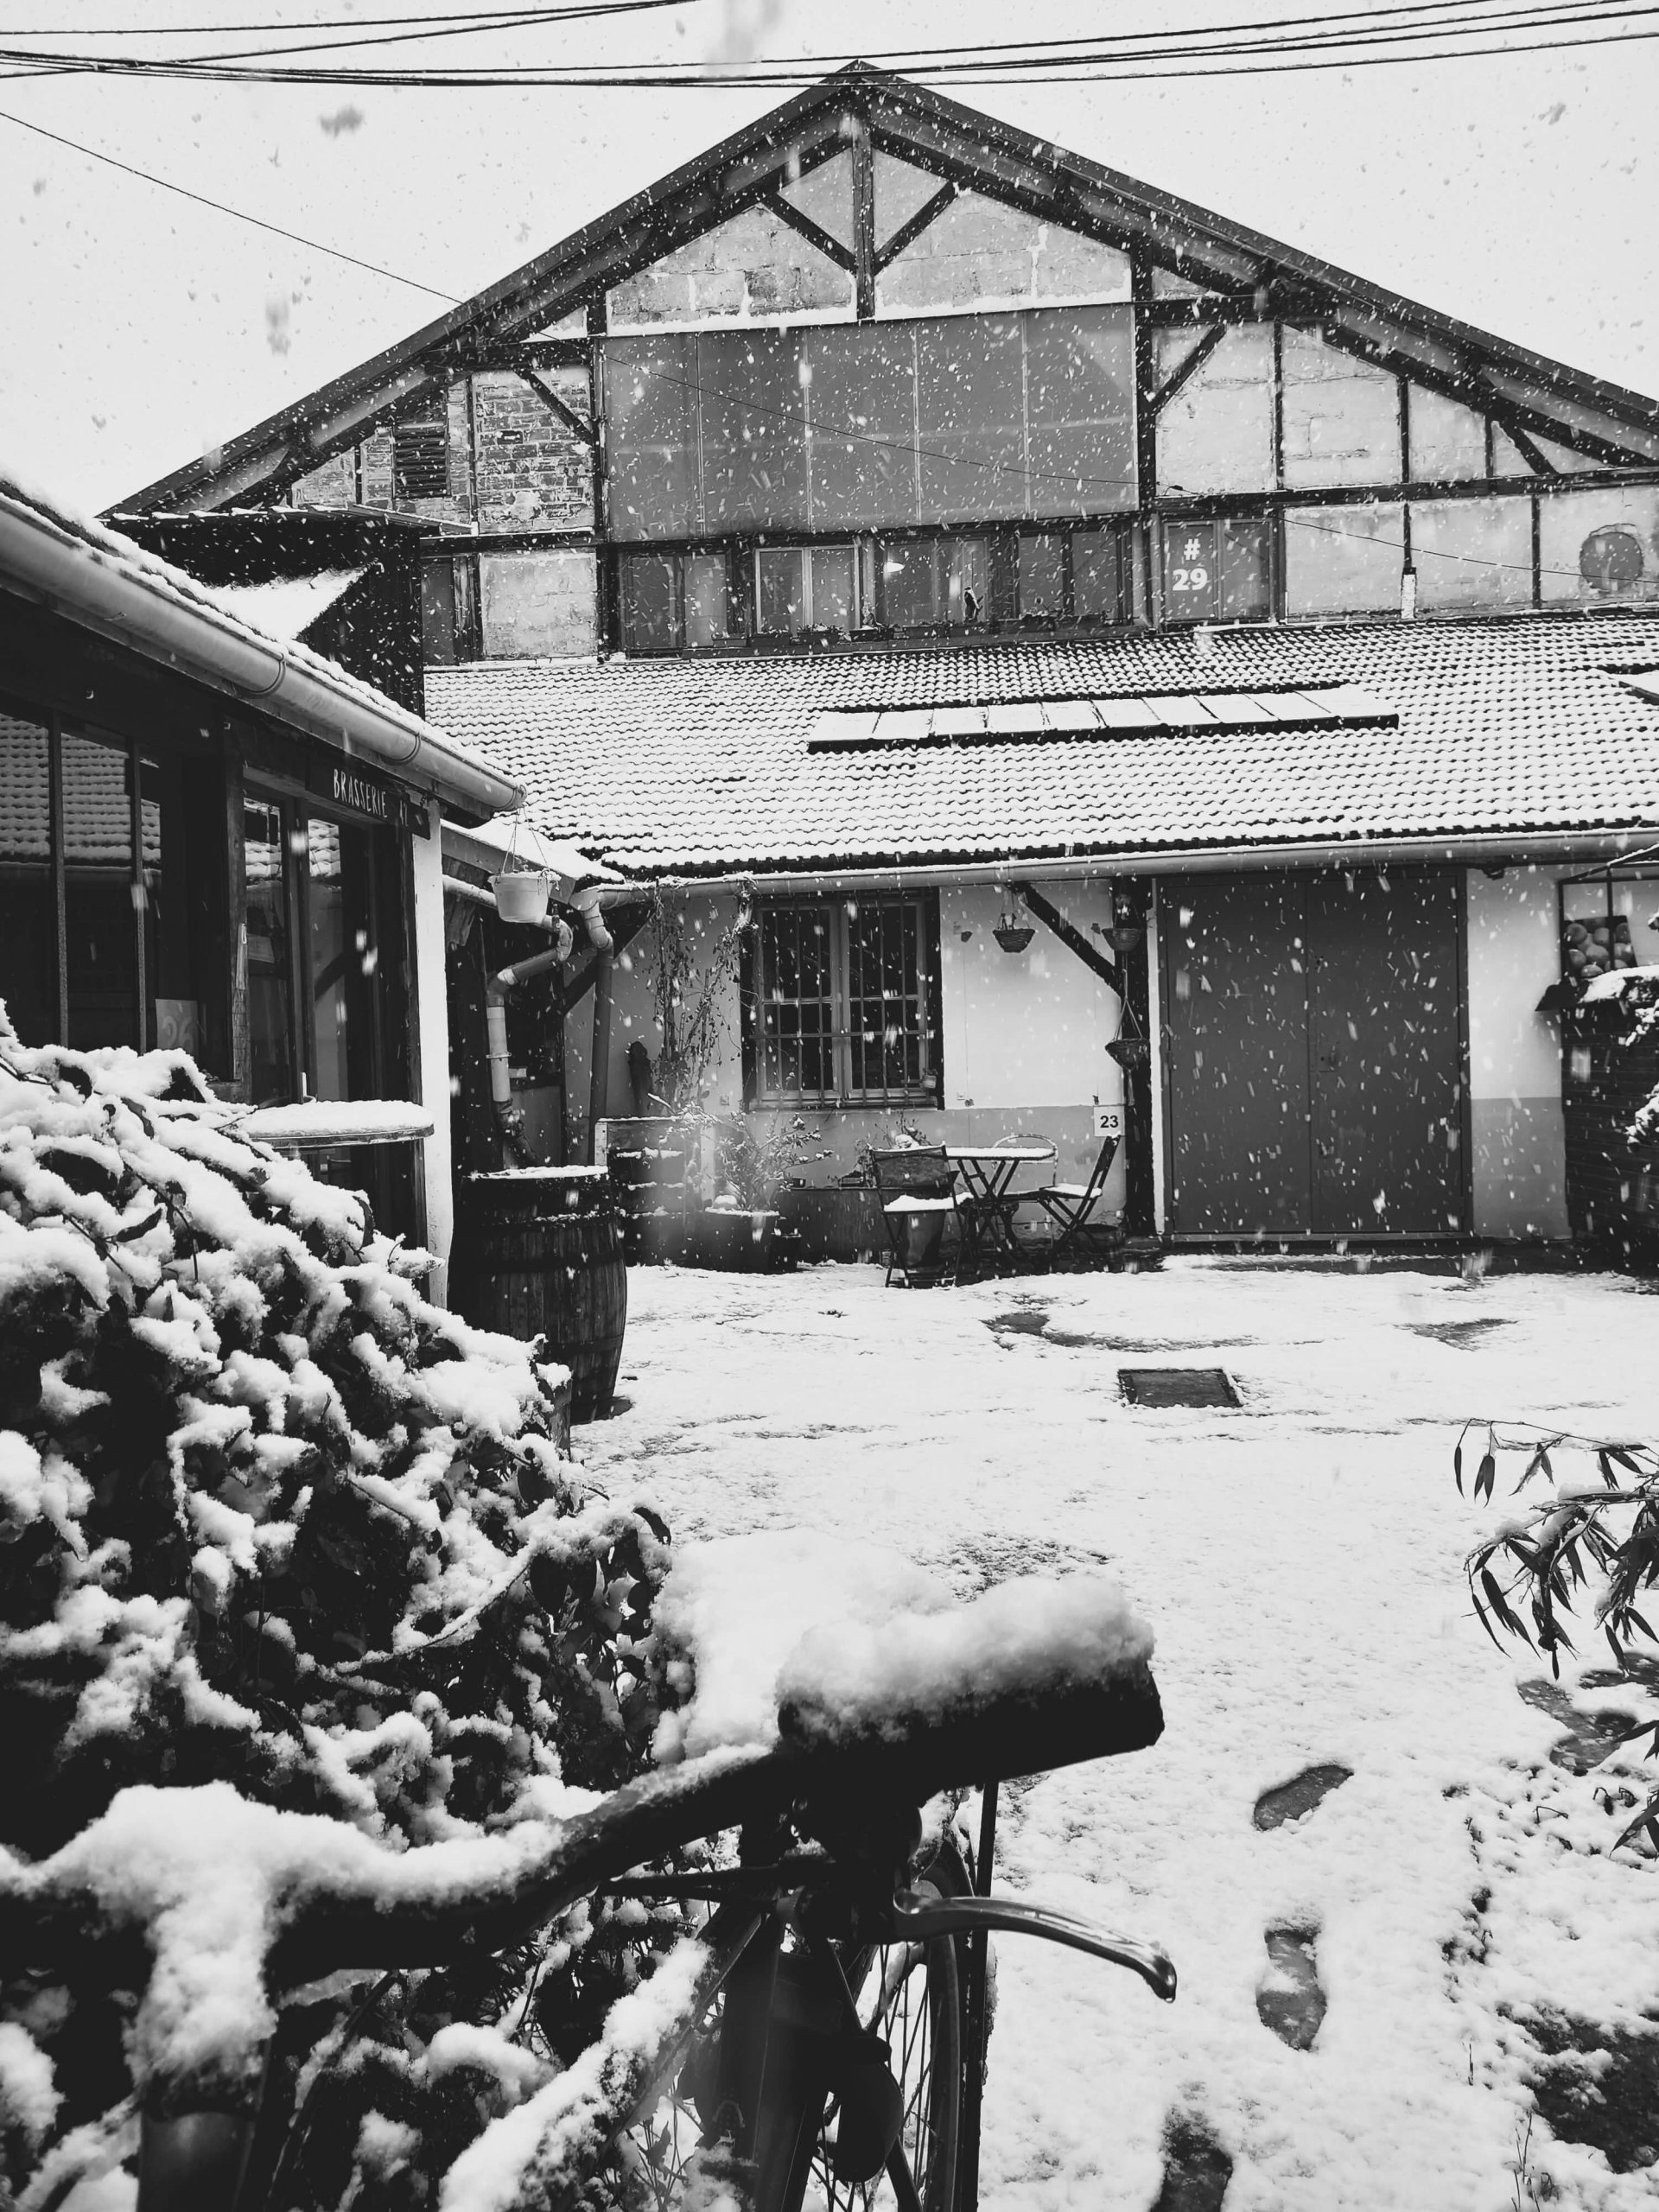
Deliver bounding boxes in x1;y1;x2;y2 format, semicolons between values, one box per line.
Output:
0;0;1652;83
0;105;462;298
1;62;1637;587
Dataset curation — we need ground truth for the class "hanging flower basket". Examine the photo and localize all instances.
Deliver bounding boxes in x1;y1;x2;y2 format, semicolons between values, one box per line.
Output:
491;868;553;925
1107;922;1146;954
994;921;1036;954
1107;1035;1150;1070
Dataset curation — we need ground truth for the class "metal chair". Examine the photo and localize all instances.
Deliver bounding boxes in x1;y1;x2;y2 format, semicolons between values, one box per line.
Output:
1023;1133;1122;1268
870;1146;962;1287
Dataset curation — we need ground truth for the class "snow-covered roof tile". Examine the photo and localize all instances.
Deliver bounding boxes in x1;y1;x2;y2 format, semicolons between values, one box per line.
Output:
425;613;1659;877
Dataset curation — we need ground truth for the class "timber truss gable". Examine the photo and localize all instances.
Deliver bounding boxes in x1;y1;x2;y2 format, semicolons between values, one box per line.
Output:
120;60;1659;517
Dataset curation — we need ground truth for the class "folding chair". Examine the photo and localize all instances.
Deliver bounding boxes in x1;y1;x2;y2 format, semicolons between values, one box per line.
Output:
1024;1134;1122;1268
870;1146;962;1287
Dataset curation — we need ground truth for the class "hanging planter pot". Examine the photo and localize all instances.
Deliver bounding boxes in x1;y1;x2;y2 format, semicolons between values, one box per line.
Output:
1107;922;1146;954
994;920;1035;954
1107;1035;1150;1070
491;869;553;925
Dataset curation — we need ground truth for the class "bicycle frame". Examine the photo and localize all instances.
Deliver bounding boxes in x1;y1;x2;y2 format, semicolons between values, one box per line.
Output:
6;1668;1175;2212
603;1790;1176;2212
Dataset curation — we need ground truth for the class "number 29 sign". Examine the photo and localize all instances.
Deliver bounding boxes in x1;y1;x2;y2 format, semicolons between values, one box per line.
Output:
1162;521;1220;620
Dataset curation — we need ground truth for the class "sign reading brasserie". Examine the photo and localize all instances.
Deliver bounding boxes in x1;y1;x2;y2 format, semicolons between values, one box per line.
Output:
308;751;429;835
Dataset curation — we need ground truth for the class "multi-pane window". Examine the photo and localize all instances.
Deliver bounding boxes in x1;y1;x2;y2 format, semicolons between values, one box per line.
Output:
618;550;735;653
754;545;858;636
750;894;939;1106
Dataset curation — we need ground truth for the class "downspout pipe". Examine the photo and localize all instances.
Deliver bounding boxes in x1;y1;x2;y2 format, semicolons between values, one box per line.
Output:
0;488;523;823
484;937;572;1111
570;881;614;953
588;947;614;1166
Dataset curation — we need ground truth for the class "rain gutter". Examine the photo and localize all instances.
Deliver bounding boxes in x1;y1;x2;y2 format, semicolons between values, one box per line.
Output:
636;825;1659;897
0;488;523;824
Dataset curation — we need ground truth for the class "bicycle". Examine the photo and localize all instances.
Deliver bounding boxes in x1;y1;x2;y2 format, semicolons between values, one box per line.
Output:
0;1592;1177;2212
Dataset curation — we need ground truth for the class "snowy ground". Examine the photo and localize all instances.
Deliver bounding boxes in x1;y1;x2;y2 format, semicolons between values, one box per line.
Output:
576;1257;1659;2212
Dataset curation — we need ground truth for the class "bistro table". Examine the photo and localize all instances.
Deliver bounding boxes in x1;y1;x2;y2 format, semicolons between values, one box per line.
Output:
944;1140;1057;1275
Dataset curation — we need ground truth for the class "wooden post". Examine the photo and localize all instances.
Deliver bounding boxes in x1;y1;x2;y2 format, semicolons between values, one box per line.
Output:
1122;892;1157;1243
129;731;149;1051
48;712;67;1045
850;113;877;322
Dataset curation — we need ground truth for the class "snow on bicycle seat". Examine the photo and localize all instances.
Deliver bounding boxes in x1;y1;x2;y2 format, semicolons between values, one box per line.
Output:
649;1530;1161;1802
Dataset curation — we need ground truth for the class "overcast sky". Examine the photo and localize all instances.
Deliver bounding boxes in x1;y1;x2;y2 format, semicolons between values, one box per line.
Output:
3;0;1656;515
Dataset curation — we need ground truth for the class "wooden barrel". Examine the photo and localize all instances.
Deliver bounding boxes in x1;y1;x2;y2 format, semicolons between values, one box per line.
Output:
449;1169;627;1421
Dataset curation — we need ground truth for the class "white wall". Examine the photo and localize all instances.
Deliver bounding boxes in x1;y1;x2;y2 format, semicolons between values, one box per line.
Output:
1465;865;1568;1240
564;879;1127;1197
410;799;455;1295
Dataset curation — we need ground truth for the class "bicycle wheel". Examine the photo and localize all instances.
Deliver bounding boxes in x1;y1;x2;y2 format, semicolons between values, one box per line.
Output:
808;1845;967;2212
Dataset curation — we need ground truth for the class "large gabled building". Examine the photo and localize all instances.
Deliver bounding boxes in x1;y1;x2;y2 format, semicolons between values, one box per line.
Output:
119;66;1659;1251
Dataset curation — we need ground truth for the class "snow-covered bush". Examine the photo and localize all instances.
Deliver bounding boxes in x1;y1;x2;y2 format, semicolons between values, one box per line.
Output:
0;1014;680;2209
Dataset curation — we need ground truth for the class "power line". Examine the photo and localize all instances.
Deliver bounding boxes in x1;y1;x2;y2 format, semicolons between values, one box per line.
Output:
0;107;462;298
1;0;1652;82
0;79;1629;587
0;0;692;34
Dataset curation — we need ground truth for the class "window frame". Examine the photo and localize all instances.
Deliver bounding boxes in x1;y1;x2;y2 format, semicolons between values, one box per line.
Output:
741;891;944;1109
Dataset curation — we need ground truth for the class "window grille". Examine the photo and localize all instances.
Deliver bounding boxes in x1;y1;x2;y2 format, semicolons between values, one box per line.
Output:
751;894;939;1105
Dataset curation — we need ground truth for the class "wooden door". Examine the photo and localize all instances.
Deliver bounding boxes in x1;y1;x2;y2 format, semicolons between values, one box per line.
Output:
1305;871;1464;1234
1162;870;1465;1237
1162;874;1313;1235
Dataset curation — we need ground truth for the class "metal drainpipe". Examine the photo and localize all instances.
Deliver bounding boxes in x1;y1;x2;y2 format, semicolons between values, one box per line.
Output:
588;948;614;1166
485;938;572;1116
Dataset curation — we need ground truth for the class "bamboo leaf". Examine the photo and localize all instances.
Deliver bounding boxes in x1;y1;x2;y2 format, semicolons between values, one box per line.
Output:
1477;1452;1497;1504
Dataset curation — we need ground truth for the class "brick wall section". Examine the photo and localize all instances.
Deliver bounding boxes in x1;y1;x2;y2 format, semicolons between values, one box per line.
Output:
473;370;593;532
290;372;592;534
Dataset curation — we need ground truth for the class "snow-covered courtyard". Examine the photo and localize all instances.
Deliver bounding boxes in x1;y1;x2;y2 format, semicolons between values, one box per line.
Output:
579;1258;1659;2212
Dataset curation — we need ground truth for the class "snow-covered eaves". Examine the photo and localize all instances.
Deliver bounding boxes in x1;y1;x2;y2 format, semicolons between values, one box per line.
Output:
424;613;1659;879
0;467;522;825
206;568;366;642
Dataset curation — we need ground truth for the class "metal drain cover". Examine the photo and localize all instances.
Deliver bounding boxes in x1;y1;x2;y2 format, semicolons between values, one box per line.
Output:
1119;1367;1239;1408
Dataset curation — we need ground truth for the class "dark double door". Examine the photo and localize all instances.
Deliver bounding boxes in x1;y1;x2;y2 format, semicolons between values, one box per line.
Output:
1160;870;1465;1237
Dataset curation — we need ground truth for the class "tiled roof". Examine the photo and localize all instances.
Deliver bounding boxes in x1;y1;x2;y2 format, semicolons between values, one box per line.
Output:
426;613;1659;876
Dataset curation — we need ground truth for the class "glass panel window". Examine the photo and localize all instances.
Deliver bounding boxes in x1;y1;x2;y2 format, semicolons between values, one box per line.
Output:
756;548;806;635
619;553;682;652
683;554;734;649
1073;529;1128;623
805;323;919;530
757;904;836;1102
244;797;296;1106
1024;305;1138;517
605;335;699;540
1018;532;1067;619
846;897;926;1099
64;733;143;1052
810;544;856;632
697;329;809;533
1161;517;1273;622
754;545;856;638
916;314;1026;524
753;894;937;1105
880;537;990;631
0;712;56;1046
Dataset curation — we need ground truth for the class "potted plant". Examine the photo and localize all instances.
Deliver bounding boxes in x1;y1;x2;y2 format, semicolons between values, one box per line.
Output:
695;1116;819;1270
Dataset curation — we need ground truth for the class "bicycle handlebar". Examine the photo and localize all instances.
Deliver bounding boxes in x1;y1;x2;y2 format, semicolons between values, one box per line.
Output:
890;1890;1178;2003
1;1662;1166;2120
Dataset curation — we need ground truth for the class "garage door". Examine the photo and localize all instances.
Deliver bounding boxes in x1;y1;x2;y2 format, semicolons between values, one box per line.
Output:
1161;870;1465;1237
